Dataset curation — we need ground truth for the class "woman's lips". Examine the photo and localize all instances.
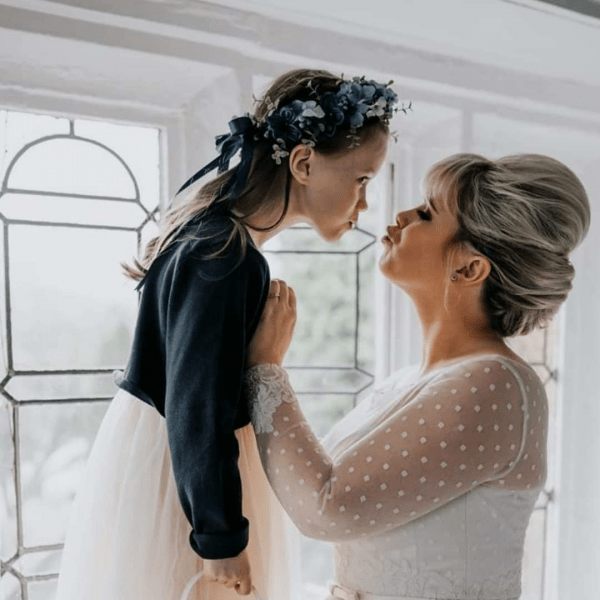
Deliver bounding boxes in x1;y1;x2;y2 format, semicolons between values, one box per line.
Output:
381;225;402;244
382;225;400;244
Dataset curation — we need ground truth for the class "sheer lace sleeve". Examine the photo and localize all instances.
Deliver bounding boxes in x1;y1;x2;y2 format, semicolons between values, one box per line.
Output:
244;358;538;542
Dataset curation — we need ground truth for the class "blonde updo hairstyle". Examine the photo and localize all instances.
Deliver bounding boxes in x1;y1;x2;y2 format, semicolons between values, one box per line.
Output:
424;153;591;337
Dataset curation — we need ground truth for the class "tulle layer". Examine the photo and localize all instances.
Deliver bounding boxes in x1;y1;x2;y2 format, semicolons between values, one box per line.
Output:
54;388;299;600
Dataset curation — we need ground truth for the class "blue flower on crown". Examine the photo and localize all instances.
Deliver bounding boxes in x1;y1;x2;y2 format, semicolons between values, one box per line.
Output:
321;92;345;125
265;104;303;145
259;76;405;162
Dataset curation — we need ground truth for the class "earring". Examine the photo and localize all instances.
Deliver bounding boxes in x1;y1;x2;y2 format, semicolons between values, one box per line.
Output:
451;274;458;281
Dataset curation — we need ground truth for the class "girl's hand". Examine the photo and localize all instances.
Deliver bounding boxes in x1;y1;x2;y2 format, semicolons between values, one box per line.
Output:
247;279;297;368
203;548;252;595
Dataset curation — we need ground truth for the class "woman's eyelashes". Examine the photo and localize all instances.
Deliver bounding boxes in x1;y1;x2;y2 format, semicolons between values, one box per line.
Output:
416;209;432;221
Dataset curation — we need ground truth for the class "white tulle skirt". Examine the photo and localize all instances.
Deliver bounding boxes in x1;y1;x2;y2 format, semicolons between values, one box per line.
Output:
54;388;300;600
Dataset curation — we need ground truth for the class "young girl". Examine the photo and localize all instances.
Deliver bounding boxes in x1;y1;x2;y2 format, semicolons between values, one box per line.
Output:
242;153;590;600
54;68;400;599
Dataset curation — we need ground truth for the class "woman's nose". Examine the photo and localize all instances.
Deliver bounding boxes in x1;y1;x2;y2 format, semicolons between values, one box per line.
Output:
393;212;405;228
394;210;413;227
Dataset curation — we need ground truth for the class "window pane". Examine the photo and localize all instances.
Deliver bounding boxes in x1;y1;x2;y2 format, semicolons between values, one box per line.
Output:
7;137;137;198
268;252;357;367
288;369;371;395
74;119;160;212
0;397;17;562
10;225;138;370
6;373;116;402
0;223;7;381
13;548;62;577
1;570;22;600
0;110;70;184
19;401;110;547
263;226;374;253
27;579;57;600
358;244;377;374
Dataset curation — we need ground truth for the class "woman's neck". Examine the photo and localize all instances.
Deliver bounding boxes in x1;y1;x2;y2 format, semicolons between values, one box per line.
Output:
411;292;511;376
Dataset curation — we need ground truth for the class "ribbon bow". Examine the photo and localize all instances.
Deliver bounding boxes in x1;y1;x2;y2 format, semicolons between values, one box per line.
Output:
176;115;255;200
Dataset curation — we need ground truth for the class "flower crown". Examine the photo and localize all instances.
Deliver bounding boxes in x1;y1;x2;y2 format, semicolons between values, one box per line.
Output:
255;75;406;164
175;75;409;199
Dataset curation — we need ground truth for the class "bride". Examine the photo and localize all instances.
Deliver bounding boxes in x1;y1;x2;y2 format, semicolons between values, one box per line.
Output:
243;153;590;600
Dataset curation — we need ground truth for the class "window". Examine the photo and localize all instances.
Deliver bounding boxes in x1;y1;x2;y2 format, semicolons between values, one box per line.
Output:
0;109;160;599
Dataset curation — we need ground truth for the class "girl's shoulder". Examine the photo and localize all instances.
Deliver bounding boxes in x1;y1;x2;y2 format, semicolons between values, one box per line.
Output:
139;212;268;292
175;211;267;276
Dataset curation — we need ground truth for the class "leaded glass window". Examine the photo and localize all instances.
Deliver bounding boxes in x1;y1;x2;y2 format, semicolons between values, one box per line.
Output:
0;109;160;599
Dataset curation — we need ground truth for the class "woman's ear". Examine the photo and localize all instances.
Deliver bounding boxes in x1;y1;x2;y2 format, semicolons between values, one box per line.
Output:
289;144;313;185
456;254;491;285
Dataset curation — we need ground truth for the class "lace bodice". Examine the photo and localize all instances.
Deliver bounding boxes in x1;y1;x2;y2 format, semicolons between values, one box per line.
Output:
244;354;547;599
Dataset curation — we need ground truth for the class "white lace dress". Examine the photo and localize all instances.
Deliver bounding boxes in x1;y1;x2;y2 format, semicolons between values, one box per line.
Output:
244;353;547;600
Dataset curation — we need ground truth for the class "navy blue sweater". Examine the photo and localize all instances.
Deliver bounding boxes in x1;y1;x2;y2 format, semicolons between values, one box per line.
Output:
114;209;270;559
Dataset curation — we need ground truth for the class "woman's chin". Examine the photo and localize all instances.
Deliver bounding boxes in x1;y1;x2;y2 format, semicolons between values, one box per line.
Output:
378;255;401;282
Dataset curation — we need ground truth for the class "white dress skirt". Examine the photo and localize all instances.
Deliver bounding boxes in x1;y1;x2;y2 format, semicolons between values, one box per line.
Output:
54;387;300;600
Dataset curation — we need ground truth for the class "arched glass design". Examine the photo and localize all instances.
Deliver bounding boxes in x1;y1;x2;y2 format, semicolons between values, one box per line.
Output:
0;109;160;600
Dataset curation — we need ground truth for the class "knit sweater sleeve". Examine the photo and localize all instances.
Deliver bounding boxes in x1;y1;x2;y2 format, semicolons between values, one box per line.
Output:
164;243;268;559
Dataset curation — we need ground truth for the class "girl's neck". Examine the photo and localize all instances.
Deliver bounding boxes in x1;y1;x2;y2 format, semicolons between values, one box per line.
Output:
236;196;304;249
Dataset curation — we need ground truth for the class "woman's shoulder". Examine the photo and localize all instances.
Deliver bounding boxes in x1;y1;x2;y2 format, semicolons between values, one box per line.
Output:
425;351;546;401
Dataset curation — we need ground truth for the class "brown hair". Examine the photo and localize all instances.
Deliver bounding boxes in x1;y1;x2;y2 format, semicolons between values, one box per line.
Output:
423;153;591;337
122;68;390;282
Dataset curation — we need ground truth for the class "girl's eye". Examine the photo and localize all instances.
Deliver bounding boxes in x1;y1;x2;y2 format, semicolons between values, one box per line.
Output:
416;209;432;221
359;177;370;185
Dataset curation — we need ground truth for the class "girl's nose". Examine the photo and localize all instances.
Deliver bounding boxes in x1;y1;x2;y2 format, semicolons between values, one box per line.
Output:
357;192;368;212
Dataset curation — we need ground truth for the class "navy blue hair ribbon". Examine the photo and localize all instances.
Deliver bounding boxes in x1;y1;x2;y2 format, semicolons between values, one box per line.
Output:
175;115;256;199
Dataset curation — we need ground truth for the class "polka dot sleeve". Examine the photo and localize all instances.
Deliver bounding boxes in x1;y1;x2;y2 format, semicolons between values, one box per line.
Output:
244;359;531;542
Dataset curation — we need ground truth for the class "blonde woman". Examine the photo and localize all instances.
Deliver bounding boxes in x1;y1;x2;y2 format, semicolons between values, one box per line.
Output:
244;154;590;600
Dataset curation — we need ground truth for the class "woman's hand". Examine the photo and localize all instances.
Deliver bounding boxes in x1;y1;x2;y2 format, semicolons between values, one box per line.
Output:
203;548;252;595
247;279;297;368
